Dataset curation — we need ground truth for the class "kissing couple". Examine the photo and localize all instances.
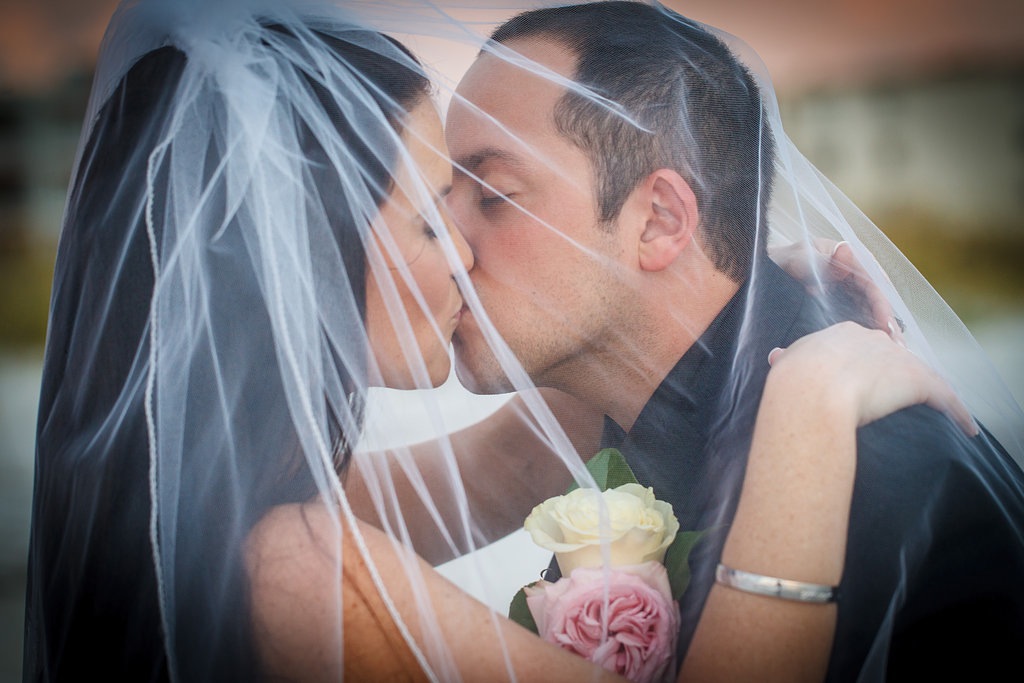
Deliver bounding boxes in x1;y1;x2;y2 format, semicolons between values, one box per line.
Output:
25;1;1024;682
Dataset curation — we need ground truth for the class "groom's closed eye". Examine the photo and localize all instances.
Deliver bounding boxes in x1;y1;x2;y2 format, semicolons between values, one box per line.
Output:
454;149;528;205
473;173;523;214
479;186;514;211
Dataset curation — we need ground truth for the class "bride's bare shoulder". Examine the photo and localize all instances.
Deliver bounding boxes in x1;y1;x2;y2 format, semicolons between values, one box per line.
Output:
246;501;399;575
246;500;401;605
245;502;427;681
247;501;337;567
245;502;345;679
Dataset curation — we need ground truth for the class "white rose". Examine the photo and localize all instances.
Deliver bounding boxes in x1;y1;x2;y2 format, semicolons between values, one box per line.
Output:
524;483;680;576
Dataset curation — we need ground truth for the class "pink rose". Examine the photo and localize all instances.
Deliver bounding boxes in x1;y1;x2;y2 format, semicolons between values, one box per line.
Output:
524;562;679;683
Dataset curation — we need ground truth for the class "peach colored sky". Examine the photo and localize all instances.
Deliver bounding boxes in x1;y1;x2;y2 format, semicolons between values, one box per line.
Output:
2;0;1022;94
669;0;1024;90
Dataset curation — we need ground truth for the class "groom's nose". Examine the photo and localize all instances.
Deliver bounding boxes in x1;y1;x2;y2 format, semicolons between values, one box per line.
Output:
443;191;479;260
446;217;474;273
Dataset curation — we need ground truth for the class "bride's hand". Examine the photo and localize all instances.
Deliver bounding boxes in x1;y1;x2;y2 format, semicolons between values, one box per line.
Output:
767;321;977;436
770;239;906;345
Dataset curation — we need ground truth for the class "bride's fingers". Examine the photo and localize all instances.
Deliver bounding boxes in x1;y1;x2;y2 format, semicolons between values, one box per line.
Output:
770;239;907;346
918;366;978;437
826;242;906;346
768;324;978;437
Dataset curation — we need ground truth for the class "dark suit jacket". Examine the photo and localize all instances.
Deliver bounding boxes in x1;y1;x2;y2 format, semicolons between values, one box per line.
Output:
554;257;1024;681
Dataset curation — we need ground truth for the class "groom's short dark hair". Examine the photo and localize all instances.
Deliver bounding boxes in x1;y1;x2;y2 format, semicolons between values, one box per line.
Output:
489;1;774;281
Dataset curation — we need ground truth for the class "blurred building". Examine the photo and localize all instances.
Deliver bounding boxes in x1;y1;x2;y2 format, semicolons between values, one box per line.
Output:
0;70;90;250
781;70;1024;232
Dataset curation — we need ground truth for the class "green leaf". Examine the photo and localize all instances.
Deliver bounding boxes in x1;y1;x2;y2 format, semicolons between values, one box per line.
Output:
663;528;710;600
508;584;539;634
566;448;640;494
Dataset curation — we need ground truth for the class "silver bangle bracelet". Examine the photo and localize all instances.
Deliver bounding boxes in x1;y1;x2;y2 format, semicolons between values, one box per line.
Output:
715;563;839;604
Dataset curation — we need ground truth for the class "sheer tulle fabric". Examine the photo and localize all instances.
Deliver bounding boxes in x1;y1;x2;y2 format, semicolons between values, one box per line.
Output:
24;1;1024;682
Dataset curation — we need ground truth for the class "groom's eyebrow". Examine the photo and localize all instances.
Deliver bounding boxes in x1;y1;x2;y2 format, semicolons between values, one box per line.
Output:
454;147;528;176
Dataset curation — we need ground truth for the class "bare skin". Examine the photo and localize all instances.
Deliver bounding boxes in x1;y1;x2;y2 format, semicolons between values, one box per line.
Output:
249;323;974;682
248;502;630;682
249;34;978;683
343;387;601;564
343;234;906;566
346;36;930;566
682;323;973;682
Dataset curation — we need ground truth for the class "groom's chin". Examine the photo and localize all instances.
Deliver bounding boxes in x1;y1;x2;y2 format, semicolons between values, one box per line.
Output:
453;350;513;396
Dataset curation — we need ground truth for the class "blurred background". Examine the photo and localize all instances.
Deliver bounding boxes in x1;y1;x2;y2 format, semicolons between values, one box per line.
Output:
1;1;1022;680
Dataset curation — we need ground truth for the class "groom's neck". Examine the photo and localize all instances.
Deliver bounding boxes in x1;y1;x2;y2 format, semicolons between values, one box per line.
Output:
560;268;741;432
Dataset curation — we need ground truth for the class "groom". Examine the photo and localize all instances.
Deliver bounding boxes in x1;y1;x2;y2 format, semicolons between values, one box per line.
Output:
442;2;1024;680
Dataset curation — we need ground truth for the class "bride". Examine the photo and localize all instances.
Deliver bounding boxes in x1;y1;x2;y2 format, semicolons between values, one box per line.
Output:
23;1;1016;682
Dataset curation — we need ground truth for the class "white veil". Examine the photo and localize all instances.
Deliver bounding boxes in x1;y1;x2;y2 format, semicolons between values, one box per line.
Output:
24;1;1024;682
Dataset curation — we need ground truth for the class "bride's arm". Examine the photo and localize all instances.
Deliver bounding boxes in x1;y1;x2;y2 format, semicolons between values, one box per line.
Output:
345;388;603;564
248;504;628;683
679;322;974;683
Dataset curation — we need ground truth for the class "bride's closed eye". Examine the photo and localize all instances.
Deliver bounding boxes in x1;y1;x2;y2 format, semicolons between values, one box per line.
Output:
421;218;438;239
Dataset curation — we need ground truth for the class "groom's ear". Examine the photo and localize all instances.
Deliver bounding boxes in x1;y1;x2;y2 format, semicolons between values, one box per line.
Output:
631;169;699;272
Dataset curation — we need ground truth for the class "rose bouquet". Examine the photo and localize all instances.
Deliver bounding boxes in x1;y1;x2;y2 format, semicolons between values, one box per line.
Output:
509;449;706;683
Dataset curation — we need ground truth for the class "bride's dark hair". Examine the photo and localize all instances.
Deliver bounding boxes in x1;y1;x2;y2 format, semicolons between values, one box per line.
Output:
25;24;429;683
